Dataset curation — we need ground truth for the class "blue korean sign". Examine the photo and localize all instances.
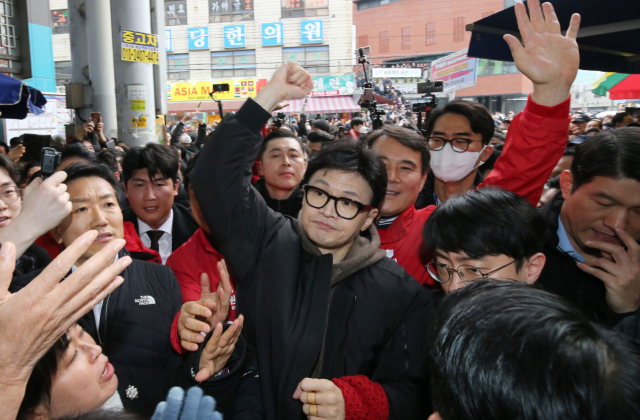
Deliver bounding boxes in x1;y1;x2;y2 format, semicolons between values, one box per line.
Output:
188;27;209;50
300;20;323;44
224;25;245;48
165;29;173;52
262;22;283;46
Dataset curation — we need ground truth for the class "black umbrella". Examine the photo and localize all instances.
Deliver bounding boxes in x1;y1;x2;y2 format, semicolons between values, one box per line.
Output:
466;0;640;74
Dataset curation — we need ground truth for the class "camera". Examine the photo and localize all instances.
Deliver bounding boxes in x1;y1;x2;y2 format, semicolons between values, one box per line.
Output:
417;80;444;94
40;147;61;179
273;112;286;128
212;83;230;93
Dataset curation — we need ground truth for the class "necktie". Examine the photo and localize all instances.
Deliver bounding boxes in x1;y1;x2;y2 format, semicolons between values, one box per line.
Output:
147;230;164;253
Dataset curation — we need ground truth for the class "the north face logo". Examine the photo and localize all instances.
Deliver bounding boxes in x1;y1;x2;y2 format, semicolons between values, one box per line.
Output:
135;295;156;305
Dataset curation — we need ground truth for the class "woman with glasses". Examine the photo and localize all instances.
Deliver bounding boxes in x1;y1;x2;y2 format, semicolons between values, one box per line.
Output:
0;155;52;276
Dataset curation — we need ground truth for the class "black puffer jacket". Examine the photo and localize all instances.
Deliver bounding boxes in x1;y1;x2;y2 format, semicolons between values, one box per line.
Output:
192;99;435;420
253;178;303;218
10;249;244;417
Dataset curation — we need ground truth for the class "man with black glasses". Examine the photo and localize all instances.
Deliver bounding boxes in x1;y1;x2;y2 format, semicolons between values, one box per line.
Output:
370;0;580;287
189;62;434;420
422;187;547;305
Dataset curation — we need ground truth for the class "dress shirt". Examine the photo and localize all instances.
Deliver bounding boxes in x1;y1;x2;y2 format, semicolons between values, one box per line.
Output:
557;216;585;263
138;210;174;265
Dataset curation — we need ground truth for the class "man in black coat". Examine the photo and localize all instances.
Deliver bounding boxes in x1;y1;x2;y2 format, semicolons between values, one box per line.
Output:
122;143;198;264
190;63;434;420
10;163;245;417
253;128;306;218
536;127;640;346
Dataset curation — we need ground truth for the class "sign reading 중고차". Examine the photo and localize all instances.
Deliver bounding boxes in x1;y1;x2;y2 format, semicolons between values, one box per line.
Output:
121;29;159;64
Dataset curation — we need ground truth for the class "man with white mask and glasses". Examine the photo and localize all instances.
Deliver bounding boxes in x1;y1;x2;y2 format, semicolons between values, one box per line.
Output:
369;0;581;288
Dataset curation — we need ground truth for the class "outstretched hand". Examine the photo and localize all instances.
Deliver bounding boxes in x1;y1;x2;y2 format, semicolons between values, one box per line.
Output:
196;315;244;382
503;0;580;106
254;62;313;113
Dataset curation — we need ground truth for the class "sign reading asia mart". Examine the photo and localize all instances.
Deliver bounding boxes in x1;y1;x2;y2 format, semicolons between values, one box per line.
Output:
168;79;268;101
430;49;478;93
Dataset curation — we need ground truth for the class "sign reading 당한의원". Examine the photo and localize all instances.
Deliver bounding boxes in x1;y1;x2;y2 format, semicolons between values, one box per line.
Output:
121;29;159;64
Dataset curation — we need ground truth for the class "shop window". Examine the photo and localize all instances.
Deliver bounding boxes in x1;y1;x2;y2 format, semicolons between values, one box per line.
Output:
453;16;464;43
51;10;69;35
168;53;190;81
165;0;188;26
425;21;436;46
55;61;71;86
282;46;329;75
209;0;253;22
379;30;389;53
281;0;328;19
211;50;256;77
401;26;411;50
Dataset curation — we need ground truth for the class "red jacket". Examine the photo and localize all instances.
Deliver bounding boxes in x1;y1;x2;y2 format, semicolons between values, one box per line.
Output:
166;227;237;354
34;221;161;264
380;95;571;288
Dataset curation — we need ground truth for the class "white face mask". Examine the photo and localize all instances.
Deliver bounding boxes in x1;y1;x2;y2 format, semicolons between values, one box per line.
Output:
358;126;370;134
430;145;486;183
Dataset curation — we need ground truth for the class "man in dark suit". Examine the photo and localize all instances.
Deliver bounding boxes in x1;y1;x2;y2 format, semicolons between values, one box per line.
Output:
122;143;198;264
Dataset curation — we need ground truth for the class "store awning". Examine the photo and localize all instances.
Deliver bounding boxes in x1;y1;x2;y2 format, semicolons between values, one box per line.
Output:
276;96;361;115
466;0;640;74
608;74;640;100
167;100;247;114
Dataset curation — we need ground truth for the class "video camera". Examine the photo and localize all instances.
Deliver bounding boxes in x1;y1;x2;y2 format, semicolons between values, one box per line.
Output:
356;46;385;131
273;112;286;128
412;80;444;136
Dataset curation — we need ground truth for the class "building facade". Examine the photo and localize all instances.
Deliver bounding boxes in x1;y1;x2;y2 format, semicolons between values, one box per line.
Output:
353;0;533;113
49;0;355;99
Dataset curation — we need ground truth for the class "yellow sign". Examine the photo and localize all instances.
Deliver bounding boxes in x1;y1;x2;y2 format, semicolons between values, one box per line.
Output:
168;79;265;102
132;116;147;128
121;29;159;64
131;100;146;111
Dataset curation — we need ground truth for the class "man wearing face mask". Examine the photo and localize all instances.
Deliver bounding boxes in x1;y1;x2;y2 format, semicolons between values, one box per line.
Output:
371;0;579;287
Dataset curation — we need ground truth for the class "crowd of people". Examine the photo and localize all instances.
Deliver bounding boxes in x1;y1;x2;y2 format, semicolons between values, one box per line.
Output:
2;1;640;420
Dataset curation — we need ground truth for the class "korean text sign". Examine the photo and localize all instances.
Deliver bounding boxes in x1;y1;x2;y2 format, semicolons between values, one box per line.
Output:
188;27;210;50
262;23;283;46
224;25;246;48
430;49;478;93
301;20;323;44
121;29;159;64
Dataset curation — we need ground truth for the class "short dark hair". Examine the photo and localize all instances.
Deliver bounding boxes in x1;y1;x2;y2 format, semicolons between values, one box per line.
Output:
0;142;9;155
612;112;630;126
0;154;19;184
430;280;640;420
350;118;365;128
60;143;98;166
423;187;546;271
63;162;121;195
17;334;71;420
367;125;430;174
183;152;200;192
312;119;331;133
570;127;640;191
96;149;119;172
258;129;303;160
304;141;387;209
122;143;179;184
307;130;334;144
426;100;495;145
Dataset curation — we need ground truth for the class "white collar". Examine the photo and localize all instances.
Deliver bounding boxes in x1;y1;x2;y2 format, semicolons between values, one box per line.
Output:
138;209;174;236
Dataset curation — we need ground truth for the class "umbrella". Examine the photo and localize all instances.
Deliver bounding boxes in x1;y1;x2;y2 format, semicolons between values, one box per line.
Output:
608;74;640;100
592;73;629;96
466;0;640;74
0;73;47;119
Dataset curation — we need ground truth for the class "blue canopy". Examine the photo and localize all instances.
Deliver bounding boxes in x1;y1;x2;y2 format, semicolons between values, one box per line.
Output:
467;0;640;74
0;73;47;119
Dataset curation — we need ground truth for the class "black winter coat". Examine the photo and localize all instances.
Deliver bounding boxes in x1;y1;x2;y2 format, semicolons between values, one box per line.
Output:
191;99;435;420
537;191;640;344
253;178;303;218
10;249;244;417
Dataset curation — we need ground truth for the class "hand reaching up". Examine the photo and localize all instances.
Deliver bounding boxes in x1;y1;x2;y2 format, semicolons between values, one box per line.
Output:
503;0;580;106
196;315;244;382
254;62;313;113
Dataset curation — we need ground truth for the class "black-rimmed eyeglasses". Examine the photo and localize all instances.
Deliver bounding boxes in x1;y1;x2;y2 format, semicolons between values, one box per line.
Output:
303;185;373;220
427;136;482;153
426;259;518;285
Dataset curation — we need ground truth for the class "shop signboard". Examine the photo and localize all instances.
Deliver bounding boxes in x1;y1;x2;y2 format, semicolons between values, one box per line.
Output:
430;49;478;93
168;79;267;101
311;75;355;96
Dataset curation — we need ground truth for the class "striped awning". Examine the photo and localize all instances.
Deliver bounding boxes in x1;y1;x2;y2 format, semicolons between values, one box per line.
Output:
275;96;361;115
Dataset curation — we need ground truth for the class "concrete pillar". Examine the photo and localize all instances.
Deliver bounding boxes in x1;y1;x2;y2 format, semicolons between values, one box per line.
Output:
85;0;118;139
67;0;89;129
151;0;167;116
110;0;157;146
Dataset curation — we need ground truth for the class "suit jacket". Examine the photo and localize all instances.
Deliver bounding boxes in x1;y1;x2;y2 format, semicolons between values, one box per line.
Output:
122;203;199;252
